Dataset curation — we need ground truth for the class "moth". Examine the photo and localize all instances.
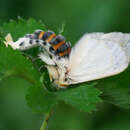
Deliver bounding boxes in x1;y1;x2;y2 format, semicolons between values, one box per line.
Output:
5;30;130;88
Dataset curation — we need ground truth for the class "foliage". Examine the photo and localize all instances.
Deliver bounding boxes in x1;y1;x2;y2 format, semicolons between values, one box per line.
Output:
0;18;130;115
96;66;130;109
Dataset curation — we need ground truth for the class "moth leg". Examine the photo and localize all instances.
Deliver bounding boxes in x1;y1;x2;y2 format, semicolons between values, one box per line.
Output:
5;33;42;51
38;50;56;65
46;65;59;82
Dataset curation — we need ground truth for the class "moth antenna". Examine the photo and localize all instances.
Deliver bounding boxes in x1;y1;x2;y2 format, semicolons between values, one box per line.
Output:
59;22;66;34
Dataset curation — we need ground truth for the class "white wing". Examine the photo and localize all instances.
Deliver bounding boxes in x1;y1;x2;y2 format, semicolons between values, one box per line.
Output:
80;32;130;61
101;32;130;62
67;33;129;84
83;32;104;39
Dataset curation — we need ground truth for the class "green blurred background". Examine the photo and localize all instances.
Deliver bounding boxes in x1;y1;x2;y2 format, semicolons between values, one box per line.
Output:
0;0;130;130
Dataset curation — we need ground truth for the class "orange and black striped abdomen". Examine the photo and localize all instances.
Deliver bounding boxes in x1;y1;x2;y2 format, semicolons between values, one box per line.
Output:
34;30;71;57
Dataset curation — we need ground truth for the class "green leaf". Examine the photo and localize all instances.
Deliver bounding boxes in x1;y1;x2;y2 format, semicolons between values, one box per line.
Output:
26;70;58;113
0;18;46;40
96;66;130;109
26;85;58;113
0;18;45;85
0;43;41;85
57;83;102;112
0;18;58;113
0;18;102;113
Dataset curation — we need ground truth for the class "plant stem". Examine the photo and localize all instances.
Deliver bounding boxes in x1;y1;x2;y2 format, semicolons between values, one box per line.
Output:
40;112;52;130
